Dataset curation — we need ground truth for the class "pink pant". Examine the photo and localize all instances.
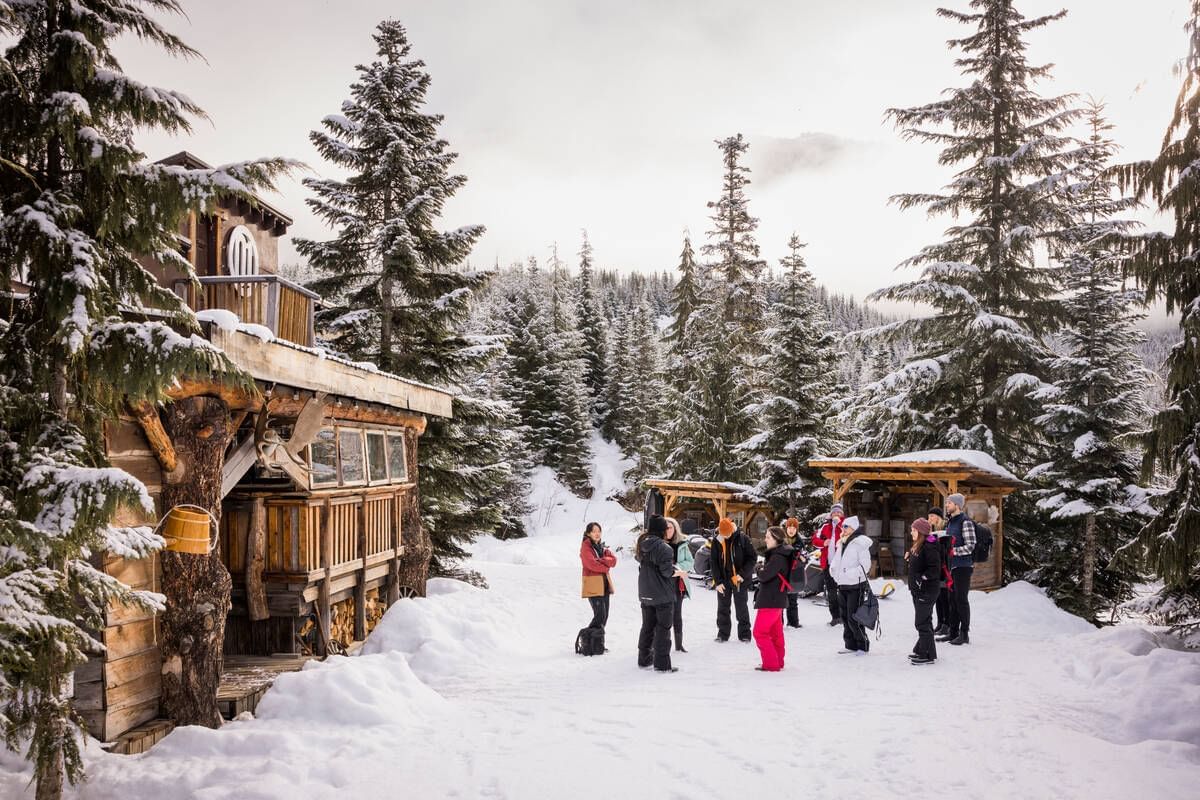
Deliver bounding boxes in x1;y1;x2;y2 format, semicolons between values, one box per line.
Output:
753;608;785;671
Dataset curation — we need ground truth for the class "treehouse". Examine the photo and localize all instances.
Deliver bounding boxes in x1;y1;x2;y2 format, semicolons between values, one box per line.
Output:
807;450;1027;589
643;479;778;547
73;152;453;753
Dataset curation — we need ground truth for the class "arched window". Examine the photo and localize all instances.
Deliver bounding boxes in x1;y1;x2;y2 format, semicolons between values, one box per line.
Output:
225;225;259;280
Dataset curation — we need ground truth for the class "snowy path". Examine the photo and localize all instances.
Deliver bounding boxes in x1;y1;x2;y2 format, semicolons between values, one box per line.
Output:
1;440;1198;799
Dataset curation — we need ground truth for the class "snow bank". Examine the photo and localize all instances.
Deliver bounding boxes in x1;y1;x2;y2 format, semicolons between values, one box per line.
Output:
972;580;1095;638
195;308;239;331
360;578;523;683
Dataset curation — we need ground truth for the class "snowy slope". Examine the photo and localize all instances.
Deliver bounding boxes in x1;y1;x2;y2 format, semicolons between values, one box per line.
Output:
1;436;1198;799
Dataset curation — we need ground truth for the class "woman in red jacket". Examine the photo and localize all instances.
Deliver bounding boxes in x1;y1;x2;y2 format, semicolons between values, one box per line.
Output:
580;522;617;631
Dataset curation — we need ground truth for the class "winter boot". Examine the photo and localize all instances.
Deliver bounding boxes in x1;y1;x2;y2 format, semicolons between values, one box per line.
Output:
910;656;936;665
949;632;970;646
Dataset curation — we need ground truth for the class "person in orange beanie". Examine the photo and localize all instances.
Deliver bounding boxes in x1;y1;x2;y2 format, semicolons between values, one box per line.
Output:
709;517;757;642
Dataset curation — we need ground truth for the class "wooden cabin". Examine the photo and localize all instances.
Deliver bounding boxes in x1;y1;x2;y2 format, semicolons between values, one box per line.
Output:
807;450;1026;589
644;479;778;547
73;152;453;752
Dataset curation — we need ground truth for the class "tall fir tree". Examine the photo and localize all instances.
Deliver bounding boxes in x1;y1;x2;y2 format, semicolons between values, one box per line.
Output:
738;235;838;519
296;20;522;567
1114;3;1200;642
0;2;288;796
847;0;1076;466
677;135;766;482
575;231;609;426
1027;102;1153;621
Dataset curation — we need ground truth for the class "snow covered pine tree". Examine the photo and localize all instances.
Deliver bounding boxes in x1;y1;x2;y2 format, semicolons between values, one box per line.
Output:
1027;102;1154;621
575;232;610;428
1115;2;1200;643
0;2;287;796
739;235;838;520
296;20;528;573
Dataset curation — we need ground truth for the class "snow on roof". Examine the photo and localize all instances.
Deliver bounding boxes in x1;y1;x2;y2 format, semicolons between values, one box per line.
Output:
813;449;1024;485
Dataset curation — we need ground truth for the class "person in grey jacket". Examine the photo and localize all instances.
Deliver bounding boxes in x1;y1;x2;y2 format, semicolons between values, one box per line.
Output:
638;515;688;672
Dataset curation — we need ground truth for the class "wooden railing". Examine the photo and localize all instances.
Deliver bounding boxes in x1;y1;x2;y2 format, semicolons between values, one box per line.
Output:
175;274;318;347
221;489;406;579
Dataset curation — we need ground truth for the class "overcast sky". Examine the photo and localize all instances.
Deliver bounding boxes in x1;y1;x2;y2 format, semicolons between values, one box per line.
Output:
118;0;1186;311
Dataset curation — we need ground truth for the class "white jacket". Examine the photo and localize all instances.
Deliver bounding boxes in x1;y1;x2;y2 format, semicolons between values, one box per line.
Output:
829;531;872;587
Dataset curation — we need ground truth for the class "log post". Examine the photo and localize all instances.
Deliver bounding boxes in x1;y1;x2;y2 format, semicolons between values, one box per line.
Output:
354;497;367;641
158;396;233;729
246;497;268;622
396;429;431;596
318;500;332;652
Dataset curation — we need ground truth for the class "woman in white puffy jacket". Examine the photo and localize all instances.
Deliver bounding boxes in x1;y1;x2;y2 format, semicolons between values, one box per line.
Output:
829;516;873;654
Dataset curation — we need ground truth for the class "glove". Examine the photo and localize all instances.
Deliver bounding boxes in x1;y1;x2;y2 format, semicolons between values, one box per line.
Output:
732;575;743;588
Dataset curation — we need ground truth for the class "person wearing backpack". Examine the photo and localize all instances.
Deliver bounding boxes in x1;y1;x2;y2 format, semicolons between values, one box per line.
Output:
638;515;689;672
580;522;617;633
829;515;873;654
710;517;757;643
752;527;793;671
782;517;805;629
811;503;845;626
907;517;942;665
938;493;975;646
666;518;693;653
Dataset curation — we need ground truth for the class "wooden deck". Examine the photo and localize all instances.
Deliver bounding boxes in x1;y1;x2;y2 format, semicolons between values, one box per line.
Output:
217;654;317;719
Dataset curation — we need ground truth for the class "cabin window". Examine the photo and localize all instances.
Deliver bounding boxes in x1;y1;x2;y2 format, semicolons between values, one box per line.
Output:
338;428;366;484
366;431;388;484
748;513;769;539
387;433;408;482
309;429;338;487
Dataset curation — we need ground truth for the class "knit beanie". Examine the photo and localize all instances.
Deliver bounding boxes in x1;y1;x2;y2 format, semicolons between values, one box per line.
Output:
647;515;668;536
912;518;932;536
928;507;944;520
785;517;800;531
947;493;966;509
841;515;860;532
830;503;844;516
717;518;735;536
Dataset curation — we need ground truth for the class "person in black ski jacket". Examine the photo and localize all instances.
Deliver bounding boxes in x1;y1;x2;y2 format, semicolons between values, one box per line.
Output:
782;517;805;628
638;515;687;672
752;527;793;671
907;517;942;665
710;517;758;642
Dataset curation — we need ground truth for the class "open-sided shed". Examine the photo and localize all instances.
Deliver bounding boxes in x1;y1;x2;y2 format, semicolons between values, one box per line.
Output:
644;479;777;546
807;450;1027;589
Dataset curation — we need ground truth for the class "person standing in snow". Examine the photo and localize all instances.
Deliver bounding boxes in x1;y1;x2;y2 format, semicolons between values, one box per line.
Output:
811;503;845;626
710;517;757;642
752;527;793;671
829;515;873;654
580;522;617;631
938;494;976;646
638;515;688;672
926;507;952;635
666;518;693;653
782;517;805;629
907;517;942;665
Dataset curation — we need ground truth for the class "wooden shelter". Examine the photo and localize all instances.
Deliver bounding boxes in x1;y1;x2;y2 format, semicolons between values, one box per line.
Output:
73;153;453;751
807;450;1026;590
644;479;777;545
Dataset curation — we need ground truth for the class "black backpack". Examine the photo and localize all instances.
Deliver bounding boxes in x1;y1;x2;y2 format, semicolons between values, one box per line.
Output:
784;548;806;593
575;627;605;656
972;523;994;563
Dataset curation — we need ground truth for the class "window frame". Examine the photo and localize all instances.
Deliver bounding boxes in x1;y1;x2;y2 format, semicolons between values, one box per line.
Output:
336;426;368;487
365;429;390;486
386;431;409;484
307;427;340;488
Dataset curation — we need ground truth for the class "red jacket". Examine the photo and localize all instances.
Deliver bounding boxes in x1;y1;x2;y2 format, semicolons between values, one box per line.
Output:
580;540;617;597
811;519;843;570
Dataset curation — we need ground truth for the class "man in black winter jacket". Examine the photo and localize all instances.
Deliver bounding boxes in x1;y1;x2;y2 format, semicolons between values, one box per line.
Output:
710;518;758;642
638;515;687;672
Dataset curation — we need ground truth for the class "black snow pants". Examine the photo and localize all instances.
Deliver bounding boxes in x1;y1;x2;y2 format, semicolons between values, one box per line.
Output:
588;595;610;630
912;587;937;660
638;602;674;670
716;582;751;641
838;584;869;652
948;565;973;637
823;567;842;622
786;593;800;627
935;583;950;629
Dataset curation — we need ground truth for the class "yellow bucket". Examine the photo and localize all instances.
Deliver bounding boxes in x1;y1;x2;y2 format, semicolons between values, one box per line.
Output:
161;506;215;555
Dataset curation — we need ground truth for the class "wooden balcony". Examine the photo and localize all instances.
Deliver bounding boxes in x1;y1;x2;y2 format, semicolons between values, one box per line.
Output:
175;274;319;347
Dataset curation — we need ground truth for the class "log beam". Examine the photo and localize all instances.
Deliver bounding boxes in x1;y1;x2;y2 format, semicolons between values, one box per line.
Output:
267;396;428;433
128;401;179;478
166;379;260;411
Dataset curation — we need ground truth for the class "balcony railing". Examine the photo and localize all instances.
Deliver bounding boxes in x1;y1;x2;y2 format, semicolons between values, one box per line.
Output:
175;275;319;347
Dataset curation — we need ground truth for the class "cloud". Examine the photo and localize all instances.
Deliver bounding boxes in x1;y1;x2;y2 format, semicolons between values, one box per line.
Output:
750;133;862;186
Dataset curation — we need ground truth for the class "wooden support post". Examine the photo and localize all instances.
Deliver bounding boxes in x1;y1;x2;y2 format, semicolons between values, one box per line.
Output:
354;497;367;642
128;401;180;478
662;493;677;519
246;498;268;622
318;501;332;654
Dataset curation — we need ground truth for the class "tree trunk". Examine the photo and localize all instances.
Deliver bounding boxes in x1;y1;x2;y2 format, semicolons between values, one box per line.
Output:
158;396;232;729
397;428;431;594
1082;512;1097;616
246;497;268;622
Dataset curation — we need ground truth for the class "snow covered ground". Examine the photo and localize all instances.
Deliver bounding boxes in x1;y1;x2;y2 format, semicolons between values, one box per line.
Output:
2;437;1199;799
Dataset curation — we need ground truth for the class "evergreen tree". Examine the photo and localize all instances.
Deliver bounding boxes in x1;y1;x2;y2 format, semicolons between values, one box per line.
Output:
575;231;609;425
0;2;287;796
848;1;1077;469
662;233;701;358
620;296;668;482
739;235;838;518
1114;2;1200;641
296;20;518;567
601;304;632;444
678;135;766;482
1027;102;1153;621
